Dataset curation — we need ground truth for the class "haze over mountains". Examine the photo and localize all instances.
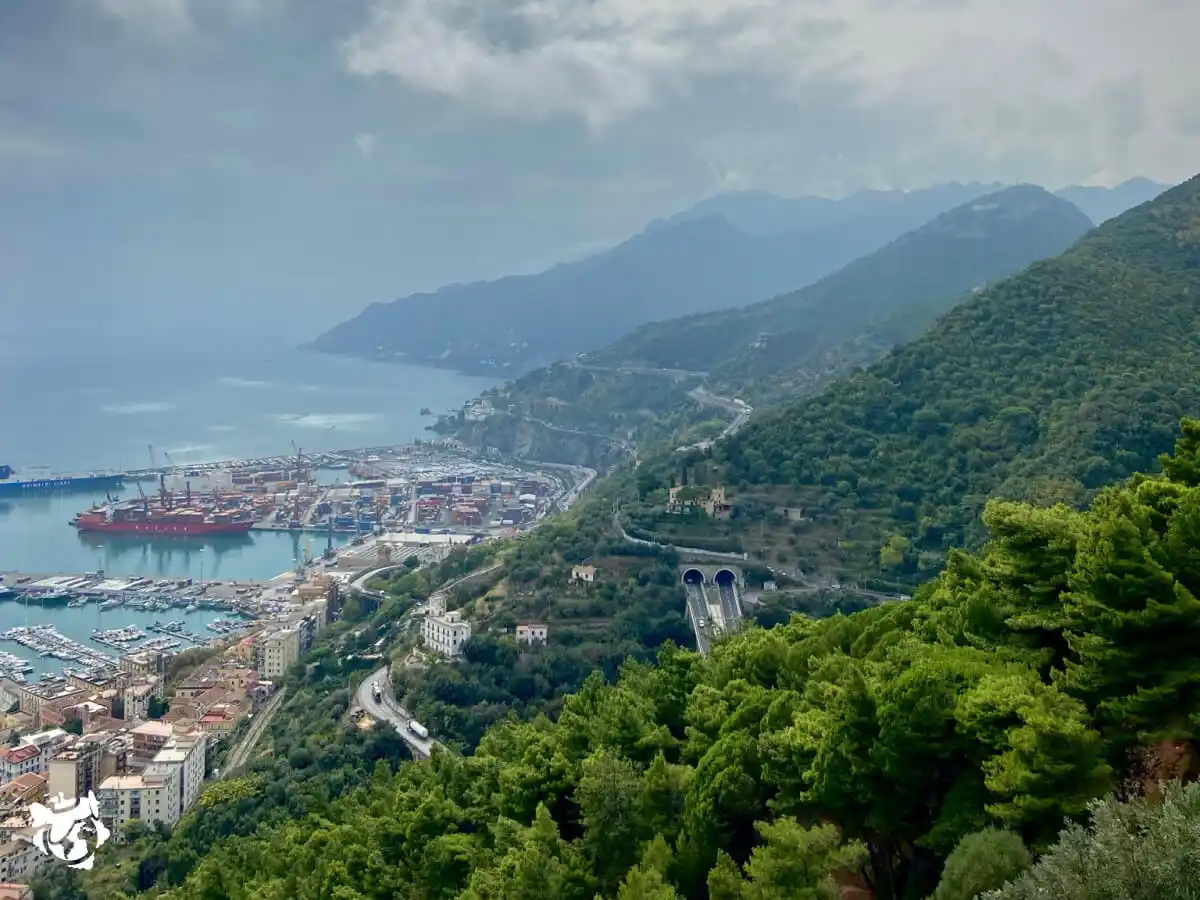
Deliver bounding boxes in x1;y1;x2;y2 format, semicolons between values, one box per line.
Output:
308;178;1169;376
434;185;1119;464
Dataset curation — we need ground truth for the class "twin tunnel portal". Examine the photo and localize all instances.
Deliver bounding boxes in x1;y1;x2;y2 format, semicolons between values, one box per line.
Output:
680;565;744;655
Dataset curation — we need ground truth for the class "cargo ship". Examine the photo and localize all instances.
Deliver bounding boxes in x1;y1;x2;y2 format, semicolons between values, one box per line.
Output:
70;499;255;535
0;464;123;496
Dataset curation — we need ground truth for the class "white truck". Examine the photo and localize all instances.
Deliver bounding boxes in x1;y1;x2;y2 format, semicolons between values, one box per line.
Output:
371;681;382;703
408;720;429;740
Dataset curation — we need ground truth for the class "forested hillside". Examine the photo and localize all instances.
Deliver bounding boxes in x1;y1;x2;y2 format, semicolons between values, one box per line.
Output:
715;173;1200;584
57;421;1200;900
440;186;1094;463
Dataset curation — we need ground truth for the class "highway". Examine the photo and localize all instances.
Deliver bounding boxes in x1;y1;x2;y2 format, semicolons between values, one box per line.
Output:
356;666;440;760
716;577;743;634
683;583;712;655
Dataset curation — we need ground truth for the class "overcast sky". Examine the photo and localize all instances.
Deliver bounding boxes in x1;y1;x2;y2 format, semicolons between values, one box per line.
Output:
1;0;1197;345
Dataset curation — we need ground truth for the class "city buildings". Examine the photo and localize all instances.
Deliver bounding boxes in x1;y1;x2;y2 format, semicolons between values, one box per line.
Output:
97;731;206;830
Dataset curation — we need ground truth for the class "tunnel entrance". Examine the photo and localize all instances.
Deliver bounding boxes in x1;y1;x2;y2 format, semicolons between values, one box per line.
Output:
714;569;736;589
682;568;706;586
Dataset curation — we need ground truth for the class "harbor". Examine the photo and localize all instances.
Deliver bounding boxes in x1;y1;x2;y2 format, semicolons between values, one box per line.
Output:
0;570;270;680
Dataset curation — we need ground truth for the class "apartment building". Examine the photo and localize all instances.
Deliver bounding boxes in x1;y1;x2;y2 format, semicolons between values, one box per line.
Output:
421;610;473;659
47;741;103;803
98;767;180;830
0;729;71;781
0;838;45;885
97;731;206;830
259;627;301;679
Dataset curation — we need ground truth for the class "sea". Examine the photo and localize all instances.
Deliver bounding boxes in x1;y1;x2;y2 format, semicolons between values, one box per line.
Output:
0;340;495;582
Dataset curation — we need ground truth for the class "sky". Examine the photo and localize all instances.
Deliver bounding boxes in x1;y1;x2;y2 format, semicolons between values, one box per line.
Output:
1;0;1197;346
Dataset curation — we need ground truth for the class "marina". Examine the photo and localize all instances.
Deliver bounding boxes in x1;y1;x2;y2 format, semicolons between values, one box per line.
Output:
0;570;268;679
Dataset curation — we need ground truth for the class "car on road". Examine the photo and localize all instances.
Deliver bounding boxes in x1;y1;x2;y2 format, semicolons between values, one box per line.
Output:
698;618;706;628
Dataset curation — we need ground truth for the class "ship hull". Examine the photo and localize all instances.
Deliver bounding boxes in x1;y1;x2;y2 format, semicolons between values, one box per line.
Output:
0;474;123;496
71;520;255;535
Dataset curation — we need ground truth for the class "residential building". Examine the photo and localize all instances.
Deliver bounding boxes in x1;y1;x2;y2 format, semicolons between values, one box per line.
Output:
15;681;85;723
0;839;45;885
47;741;103;802
129;721;173;759
0;774;45;809
66;667;127;696
0;729;70;781
123;676;161;722
260;627;301;678
151;732;206;814
98;731;206;831
571;565;598;584
515;623;548;645
98;768;180;830
0;883;33;900
421;610;472;658
119;649;168;678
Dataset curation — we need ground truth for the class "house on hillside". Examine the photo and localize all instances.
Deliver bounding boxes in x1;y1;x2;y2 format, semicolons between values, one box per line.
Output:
571;564;598;585
515;623;549;645
668;484;732;519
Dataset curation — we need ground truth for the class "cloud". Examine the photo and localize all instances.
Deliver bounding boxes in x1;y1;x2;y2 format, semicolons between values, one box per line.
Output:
354;132;377;158
102;401;175;414
91;0;194;38
206;424;238;432
88;0;278;39
0;131;73;162
342;0;1200;176
218;376;274;388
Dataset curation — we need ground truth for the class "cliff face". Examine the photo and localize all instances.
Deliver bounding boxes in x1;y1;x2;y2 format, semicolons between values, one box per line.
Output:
449;415;630;469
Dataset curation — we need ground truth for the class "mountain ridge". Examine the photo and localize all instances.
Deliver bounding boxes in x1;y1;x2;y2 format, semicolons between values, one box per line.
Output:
701;172;1200;585
440;184;1096;463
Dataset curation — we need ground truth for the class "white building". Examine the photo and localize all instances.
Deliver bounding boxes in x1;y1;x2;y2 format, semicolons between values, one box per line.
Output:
153;732;207;814
0;729;71;781
96;731;206;831
515;623;548;645
260;627;301;679
98;768;180;830
421;610;472;658
0;836;47;883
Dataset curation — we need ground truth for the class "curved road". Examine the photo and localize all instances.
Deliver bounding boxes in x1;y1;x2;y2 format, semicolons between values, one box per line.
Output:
356;666;441;760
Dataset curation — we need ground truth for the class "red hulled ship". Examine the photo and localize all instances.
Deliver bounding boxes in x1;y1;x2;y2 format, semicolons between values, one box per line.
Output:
71;480;256;536
71;501;255;535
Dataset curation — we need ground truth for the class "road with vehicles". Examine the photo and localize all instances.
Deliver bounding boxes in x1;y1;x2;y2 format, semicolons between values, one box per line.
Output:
357;666;440;760
683;582;713;655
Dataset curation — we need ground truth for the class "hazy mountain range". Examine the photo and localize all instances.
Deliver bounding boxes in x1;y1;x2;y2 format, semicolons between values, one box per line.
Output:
308;178;1170;376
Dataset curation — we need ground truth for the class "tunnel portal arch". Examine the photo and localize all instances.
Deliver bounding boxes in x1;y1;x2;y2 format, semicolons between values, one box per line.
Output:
682;568;706;586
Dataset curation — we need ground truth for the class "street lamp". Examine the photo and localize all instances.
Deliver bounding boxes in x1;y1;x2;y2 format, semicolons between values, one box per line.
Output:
198;547;206;591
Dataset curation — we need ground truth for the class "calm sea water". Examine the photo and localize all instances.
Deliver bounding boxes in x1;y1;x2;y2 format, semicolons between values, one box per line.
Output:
0;341;495;580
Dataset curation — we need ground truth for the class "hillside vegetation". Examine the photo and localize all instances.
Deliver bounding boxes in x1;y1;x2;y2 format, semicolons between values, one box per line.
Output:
67;422;1200;900
714;173;1200;585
